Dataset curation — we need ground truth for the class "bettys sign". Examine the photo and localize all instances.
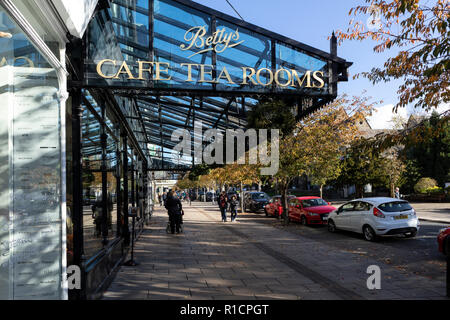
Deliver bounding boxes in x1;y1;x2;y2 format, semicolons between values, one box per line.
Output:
180;26;244;58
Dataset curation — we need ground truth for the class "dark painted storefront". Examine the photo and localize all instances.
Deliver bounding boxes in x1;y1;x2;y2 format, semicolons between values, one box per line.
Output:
0;0;351;300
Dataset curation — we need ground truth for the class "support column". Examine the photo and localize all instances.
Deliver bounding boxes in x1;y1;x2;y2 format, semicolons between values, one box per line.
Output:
122;132;130;245
100;100;108;245
329;32;338;97
143;161;148;223
71;87;86;300
131;154;136;207
115;126;122;238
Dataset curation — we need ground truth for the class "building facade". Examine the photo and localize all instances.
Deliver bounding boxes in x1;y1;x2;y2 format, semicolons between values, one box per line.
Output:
0;0;351;299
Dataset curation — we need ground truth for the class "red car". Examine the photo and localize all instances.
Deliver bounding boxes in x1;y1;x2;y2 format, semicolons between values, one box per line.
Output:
437;227;450;256
288;196;336;225
264;195;294;217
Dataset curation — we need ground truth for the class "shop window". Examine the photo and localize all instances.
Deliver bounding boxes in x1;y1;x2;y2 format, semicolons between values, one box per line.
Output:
0;6;62;300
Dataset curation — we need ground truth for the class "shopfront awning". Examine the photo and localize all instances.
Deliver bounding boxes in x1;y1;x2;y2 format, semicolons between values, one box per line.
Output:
80;0;352;170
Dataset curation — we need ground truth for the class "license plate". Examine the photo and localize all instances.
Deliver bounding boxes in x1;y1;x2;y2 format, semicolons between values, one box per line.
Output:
394;215;408;220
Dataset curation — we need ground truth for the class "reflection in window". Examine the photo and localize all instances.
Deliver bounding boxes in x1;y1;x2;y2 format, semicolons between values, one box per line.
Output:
0;6;61;300
82;107;104;257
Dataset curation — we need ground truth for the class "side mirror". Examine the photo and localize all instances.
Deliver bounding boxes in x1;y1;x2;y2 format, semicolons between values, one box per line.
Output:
327;202;331;205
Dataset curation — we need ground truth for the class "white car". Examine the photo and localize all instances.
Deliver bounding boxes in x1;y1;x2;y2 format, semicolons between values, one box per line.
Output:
327;197;419;241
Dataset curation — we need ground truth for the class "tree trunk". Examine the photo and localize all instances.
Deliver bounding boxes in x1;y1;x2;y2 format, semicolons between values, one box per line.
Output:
280;182;290;226
356;185;364;198
240;181;244;213
258;181;261;191
320;185;323;199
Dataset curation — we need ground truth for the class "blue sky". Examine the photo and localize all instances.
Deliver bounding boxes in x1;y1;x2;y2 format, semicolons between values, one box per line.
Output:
192;0;448;128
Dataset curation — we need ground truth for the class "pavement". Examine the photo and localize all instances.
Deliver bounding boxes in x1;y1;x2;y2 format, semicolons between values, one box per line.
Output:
102;202;449;300
409;202;450;224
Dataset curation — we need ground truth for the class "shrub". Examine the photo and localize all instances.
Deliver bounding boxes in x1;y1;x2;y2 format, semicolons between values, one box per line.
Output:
414;178;438;194
425;186;443;194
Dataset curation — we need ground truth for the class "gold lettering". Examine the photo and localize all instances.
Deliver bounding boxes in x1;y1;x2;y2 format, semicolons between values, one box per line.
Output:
113;61;137;80
256;68;274;86
241;67;257;85
216;66;235;84
154;62;172;81
291;70;312;88
274;68;292;87
181;63;199;82
313;71;325;88
205;36;213;47
180;26;207;52
199;64;215;83
180;26;244;58
97;59;117;79
137;61;154;80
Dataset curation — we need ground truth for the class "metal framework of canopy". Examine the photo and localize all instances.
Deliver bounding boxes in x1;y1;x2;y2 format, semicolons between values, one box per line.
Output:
80;0;352;171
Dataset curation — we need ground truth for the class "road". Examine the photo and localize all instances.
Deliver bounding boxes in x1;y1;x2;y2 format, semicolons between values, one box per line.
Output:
243;211;448;282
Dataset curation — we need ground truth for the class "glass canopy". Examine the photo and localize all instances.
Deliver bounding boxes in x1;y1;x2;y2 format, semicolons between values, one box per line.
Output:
83;0;352;170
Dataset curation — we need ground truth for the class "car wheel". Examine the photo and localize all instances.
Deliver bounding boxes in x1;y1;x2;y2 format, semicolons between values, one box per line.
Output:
404;230;417;238
363;225;377;242
300;215;307;226
328;220;337;233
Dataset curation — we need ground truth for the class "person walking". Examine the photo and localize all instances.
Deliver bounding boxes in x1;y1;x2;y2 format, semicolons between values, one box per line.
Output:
218;191;228;222
229;195;239;222
164;191;183;234
162;191;168;206
394;187;401;199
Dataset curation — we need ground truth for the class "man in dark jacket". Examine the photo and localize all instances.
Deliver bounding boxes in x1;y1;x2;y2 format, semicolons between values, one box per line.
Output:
165;191;183;234
218;191;228;222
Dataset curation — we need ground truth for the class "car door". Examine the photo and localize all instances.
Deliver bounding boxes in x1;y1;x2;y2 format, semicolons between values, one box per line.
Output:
349;201;370;232
288;199;297;221
268;197;276;215
293;199;303;221
334;202;355;230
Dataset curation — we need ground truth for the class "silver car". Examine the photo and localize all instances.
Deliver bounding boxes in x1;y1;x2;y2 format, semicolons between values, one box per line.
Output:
327;197;419;241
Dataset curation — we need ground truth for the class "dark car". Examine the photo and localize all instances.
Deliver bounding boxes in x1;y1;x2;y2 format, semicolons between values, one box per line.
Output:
243;192;270;213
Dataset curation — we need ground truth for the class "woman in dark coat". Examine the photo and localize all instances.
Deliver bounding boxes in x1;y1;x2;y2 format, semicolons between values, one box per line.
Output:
229;195;239;222
218;191;228;222
165;191;183;234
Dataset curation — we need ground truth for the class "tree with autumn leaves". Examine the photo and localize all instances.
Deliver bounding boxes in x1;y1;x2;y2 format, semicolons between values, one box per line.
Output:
272;96;377;223
336;0;449;111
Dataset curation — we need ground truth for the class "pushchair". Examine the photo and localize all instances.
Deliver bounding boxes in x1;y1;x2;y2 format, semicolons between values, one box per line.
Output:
166;210;184;234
